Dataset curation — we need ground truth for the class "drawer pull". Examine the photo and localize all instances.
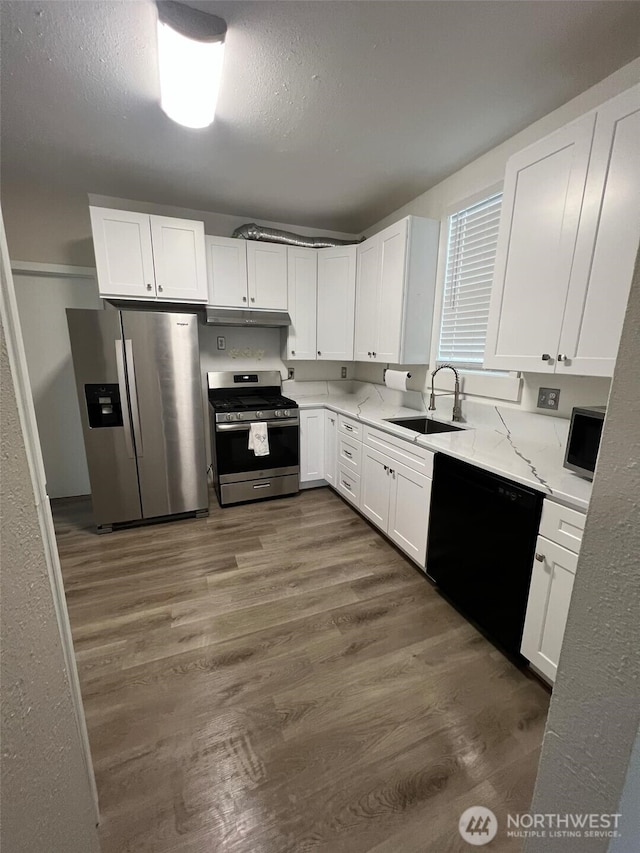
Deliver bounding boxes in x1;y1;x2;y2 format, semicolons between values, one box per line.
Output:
344;424;354;432
343;450;353;458
254;483;271;489
342;479;352;490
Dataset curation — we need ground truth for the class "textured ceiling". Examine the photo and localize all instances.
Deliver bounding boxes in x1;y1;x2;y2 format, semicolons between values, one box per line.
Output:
2;1;639;232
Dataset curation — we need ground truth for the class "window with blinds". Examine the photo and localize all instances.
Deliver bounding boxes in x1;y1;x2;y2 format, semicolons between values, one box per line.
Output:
437;191;503;368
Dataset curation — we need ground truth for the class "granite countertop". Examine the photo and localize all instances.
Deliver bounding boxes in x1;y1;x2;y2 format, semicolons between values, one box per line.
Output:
287;384;593;512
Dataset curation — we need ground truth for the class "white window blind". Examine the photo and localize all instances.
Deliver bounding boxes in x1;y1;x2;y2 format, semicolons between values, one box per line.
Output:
438;191;503;368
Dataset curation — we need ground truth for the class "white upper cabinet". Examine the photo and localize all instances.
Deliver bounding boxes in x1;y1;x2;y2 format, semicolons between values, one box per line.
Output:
354;238;379;361
559;85;640;377
206;236;248;307
316;245;357;361
286;247;318;360
149;215;207;302
484;84;640;376
246;242;288;310
483;114;596;372
354;216;439;364
90;207;207;303
90;207;157;300
284;244;357;362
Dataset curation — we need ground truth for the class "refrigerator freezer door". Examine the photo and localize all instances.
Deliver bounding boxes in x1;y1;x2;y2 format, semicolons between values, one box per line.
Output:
66;308;143;526
121;311;208;518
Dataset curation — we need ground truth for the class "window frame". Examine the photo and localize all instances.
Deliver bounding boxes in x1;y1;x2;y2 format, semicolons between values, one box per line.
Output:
429;184;522;402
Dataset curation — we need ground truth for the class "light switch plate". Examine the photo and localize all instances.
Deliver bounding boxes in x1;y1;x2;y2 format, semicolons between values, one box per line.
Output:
288;368;295;380
537;387;560;410
341;366;347;379
216;336;225;351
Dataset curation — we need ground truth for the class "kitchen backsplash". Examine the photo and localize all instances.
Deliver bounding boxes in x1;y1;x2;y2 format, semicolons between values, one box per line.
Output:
199;325;610;419
352;361;610;419
199;324;353;381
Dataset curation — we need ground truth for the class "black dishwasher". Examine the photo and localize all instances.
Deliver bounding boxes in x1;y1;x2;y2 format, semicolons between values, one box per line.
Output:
426;454;543;658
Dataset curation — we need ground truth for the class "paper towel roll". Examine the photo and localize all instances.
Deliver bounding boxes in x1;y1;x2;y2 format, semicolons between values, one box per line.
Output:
384;369;411;392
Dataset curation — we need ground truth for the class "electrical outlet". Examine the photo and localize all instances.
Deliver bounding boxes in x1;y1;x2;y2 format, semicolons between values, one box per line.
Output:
216;335;225;351
341;366;347;379
288;368;295;380
537;387;560;410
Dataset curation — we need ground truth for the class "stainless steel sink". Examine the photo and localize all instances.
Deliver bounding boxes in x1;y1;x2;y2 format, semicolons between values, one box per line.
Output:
384;416;464;435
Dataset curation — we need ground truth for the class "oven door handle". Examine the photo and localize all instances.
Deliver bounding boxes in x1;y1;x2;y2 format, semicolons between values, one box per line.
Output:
216;418;299;432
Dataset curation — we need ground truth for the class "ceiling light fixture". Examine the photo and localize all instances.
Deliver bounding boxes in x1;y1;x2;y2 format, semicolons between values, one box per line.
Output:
156;1;227;129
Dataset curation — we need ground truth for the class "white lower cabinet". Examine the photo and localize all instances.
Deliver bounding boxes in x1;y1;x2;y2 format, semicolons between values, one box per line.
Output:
324;411;338;487
387;460;432;566
299;409;325;484
361;444;433;568
361;446;391;530
521;536;577;682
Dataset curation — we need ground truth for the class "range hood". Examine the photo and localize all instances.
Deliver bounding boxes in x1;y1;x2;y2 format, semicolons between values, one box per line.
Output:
205;307;291;327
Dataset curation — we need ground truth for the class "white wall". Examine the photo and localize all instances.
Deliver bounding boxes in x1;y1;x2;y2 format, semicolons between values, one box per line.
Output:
525;249;640;853
13;269;103;497
357;58;640;417
365;58;640;235
609;727;640;853
1;297;100;853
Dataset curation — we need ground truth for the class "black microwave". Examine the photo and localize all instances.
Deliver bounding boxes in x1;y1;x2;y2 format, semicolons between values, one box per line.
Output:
564;405;606;480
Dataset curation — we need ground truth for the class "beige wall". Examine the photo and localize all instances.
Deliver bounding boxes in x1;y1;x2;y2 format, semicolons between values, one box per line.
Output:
525;251;640;853
0;326;100;853
2;186;358;268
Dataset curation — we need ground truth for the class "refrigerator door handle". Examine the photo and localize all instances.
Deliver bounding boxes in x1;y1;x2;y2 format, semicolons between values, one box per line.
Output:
124;339;144;458
114;340;135;459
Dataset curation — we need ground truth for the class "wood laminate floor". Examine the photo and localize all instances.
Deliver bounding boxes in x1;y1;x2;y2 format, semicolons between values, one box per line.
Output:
53;487;549;853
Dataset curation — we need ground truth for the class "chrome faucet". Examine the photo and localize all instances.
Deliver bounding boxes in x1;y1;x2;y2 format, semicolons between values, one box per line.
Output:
429;364;463;422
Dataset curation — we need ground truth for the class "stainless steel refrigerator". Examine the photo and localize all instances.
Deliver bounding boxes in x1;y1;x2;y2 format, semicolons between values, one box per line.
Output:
67;308;208;532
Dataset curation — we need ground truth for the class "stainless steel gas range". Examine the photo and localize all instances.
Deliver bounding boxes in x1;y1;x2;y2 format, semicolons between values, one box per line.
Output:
207;371;300;506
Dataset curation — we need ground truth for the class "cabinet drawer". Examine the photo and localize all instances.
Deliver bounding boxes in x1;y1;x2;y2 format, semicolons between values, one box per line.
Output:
338;415;362;441
539;500;586;553
338;436;362;472
364;425;434;477
337;464;360;507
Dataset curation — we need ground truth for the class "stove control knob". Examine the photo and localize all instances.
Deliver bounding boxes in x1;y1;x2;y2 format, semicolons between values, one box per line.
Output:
237;412;244;420
283;409;290;417
255;410;263;418
275;409;283;417
225;413;233;422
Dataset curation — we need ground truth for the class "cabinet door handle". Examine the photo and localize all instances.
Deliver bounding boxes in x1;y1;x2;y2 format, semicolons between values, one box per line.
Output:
242;296;247;302
158;285;163;292
535;553;544;562
368;351;372;357
372;352;377;357
541;353;551;361
557;353;568;362
291;350;295;356
317;351;322;356
383;465;388;472
146;283;153;291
